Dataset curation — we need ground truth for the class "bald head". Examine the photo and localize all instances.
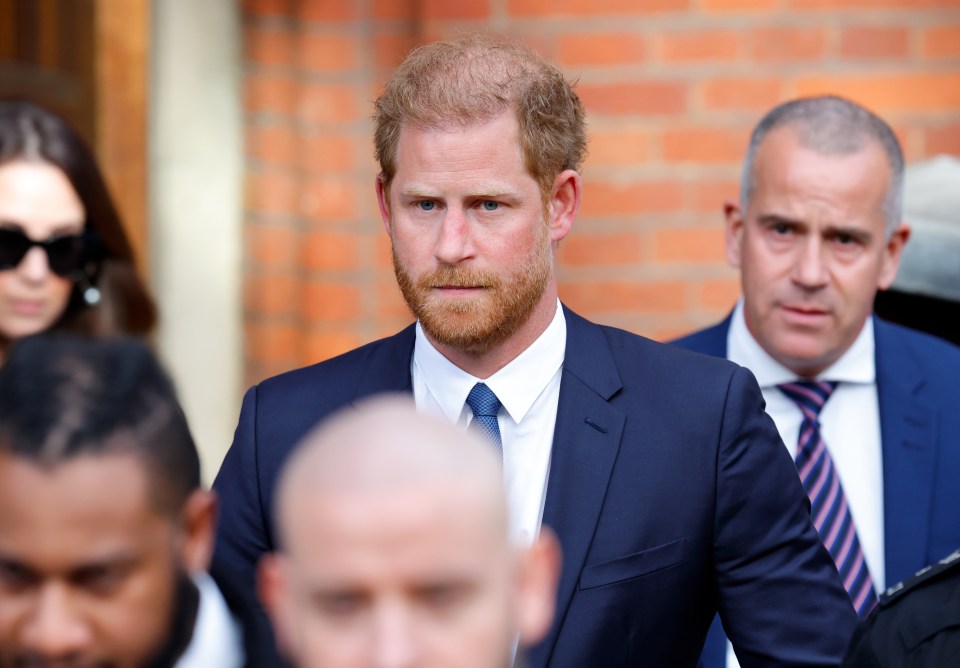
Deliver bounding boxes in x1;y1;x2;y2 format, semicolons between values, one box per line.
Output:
261;396;559;668
274;395;506;553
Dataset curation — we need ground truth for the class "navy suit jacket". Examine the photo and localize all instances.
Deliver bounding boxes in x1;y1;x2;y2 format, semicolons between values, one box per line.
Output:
213;306;856;667
673;315;960;668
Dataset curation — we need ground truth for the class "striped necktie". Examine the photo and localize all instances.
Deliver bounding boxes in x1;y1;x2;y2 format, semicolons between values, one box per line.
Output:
778;380;879;618
465;382;502;457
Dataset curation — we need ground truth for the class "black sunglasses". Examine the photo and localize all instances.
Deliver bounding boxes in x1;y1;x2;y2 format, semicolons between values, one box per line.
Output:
0;227;88;278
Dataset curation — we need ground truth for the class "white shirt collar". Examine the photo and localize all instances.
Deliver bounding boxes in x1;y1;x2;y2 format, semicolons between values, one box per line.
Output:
175;571;245;668
728;298;875;387
413;299;566;425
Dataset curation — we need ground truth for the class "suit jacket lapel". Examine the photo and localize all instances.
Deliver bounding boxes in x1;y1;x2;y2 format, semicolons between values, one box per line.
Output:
529;308;625;668
874;318;937;583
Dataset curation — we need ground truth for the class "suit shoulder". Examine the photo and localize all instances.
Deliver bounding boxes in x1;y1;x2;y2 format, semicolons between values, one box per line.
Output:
596;321;750;386
255;326;415;399
669;319;730;357
876;318;960;366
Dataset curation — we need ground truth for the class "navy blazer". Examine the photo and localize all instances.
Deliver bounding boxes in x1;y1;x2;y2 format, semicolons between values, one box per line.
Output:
673;315;960;668
213;306;856;667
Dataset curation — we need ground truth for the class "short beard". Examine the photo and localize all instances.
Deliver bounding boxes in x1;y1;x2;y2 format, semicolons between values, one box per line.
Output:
392;226;552;356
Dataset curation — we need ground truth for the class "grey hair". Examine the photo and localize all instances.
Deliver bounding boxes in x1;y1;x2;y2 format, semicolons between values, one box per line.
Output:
740;95;904;236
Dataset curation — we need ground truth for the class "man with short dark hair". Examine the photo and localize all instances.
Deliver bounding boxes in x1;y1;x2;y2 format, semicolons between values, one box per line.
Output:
214;35;857;667
673;95;960;668
0;335;265;667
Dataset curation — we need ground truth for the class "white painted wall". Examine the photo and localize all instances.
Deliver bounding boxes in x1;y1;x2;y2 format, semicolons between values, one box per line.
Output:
150;0;243;483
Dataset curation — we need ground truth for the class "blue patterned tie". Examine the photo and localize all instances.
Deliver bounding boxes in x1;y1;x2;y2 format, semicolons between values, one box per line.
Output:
778;380;878;618
465;382;502;456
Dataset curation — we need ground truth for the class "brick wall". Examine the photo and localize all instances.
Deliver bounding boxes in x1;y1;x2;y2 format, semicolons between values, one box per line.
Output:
242;0;960;384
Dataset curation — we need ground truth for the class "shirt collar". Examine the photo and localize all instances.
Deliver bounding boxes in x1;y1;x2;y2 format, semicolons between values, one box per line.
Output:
413;300;566;425
728;298;875;387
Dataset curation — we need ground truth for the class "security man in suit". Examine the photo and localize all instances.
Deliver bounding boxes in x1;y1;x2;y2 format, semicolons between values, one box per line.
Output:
672;95;960;668
213;34;857;667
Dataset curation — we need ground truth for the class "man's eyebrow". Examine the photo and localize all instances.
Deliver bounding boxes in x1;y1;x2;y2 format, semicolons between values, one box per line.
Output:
756;213;804;227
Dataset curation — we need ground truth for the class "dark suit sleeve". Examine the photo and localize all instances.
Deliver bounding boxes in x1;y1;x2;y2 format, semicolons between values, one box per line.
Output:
714;366;858;667
211;385;272;607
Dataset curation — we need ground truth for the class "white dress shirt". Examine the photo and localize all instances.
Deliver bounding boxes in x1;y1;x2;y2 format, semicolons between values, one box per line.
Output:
723;300;885;668
412;299;565;546
176;571;245;668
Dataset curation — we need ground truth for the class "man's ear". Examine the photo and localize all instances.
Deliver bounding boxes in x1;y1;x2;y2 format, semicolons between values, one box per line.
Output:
376;175;392;236
516;527;562;648
877;221;911;290
258;554;294;659
724;199;745;269
179;489;217;573
547;170;581;243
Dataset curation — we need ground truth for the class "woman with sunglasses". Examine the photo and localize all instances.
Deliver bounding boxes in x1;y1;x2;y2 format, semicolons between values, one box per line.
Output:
0;100;156;358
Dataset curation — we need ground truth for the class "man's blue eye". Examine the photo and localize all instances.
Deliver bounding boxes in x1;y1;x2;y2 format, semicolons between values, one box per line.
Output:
418;201;436;211
481;201;499;211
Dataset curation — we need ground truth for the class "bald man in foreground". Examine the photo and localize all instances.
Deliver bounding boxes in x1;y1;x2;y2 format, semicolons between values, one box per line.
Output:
258;396;561;668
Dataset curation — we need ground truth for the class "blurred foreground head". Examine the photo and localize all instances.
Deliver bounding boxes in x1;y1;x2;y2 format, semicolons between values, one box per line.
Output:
0;334;214;668
260;396;560;668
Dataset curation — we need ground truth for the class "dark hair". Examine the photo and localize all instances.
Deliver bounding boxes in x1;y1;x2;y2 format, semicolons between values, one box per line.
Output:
741;95;904;235
0;99;157;336
0;334;200;514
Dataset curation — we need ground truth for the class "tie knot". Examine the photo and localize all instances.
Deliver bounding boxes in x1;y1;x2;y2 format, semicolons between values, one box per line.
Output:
466;382;501;418
778;380;838;420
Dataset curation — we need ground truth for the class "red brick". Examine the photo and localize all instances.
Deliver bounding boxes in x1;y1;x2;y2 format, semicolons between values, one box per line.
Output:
749;26;827;61
586;128;649;167
559;280;688;314
660;30;740;63
298;83;360;124
302;330;366;365
422;0;491;19
300;176;359;221
299;133;356;173
703;0;777;10
559;231;645;266
701;79;783;112
581;180;685;216
795;73;960;113
924;123;960;155
653;226;727;263
247;170;299;215
700;276;741;311
297;0;358;22
579;81;688;116
248;124;298;167
509;0;690;15
791;0;960;9
372;0;416;20
376;279;411;321
839;26;910;59
246;322;301;366
246;224;300;266
245;74;297;116
373;33;418;69
693;179;741;213
298;33;361;73
662;127;750;164
246;273;300;317
301;282;362;324
923;25;960;58
558;33;646;66
245;25;295;67
300;231;362;272
242;0;292;17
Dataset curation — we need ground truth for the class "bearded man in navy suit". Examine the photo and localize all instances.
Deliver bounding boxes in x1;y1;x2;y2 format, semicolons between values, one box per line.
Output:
213;35;856;667
673;95;960;668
